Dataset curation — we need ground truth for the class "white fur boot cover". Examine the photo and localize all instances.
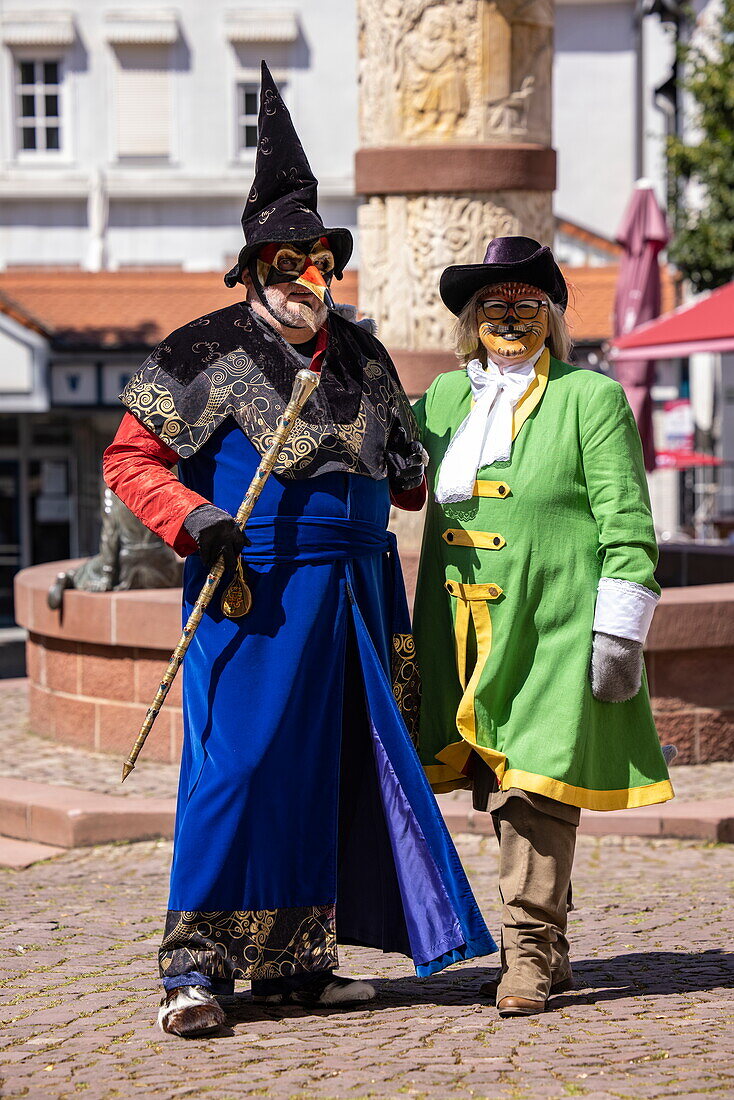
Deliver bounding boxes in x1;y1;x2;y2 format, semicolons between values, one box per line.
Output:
158;985;226;1037
318;978;376;1006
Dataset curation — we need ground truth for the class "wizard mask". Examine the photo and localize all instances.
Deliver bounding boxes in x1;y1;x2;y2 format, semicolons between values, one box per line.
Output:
477;282;549;365
253;238;335;306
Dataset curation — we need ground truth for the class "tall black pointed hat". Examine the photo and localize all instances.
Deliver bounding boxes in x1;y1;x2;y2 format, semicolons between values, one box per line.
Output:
224;62;353;288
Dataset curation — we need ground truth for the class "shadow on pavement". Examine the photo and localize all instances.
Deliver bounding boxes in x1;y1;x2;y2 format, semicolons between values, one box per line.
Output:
552;948;734;1008
215;965;494;1027
207;951;734;1031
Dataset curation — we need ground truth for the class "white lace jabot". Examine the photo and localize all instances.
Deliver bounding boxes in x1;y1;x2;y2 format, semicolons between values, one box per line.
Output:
434;348;543;505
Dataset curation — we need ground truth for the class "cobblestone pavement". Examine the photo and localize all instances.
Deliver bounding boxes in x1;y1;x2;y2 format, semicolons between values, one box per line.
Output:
2;833;734;1100
0;680;177;799
2;678;734;803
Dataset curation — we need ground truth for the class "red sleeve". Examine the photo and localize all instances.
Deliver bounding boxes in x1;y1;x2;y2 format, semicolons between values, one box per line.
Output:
390;476;427;512
102;412;208;556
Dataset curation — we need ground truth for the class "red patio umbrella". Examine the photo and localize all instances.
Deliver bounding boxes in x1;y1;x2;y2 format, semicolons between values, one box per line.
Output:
613;180;670;471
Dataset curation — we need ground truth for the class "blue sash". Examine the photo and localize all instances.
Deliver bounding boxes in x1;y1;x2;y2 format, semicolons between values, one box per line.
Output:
241;515;395;565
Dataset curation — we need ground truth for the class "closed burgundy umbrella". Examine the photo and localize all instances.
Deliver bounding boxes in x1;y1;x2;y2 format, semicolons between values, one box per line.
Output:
613;180;670;471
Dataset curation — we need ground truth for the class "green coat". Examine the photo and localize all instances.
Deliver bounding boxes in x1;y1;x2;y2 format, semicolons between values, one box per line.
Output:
412;351;673;811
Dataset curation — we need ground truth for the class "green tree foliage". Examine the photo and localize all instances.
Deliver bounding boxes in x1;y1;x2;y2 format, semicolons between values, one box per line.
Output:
666;0;734;291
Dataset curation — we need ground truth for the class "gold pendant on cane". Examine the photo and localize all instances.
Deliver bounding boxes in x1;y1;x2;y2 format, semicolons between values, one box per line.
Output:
221;560;252;618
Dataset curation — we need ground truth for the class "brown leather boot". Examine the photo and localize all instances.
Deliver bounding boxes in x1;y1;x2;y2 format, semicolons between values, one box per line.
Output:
481;966;574;1001
497;995;547;1017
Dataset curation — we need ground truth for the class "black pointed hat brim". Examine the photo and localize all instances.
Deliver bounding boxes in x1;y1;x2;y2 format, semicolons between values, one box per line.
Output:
439;244;568;316
224;219;353;288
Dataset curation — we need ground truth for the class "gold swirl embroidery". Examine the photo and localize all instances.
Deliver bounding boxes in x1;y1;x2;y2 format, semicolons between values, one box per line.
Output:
122;342;417;476
161;418;184;444
159;905;338;982
392;633;421;748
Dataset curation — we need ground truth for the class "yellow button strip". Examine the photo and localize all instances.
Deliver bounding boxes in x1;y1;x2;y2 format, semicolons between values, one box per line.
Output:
433;576;509;783
443;529;506;550
444;580;503;601
473;480;511;498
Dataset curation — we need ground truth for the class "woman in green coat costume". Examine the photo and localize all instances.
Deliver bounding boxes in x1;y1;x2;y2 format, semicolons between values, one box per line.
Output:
411;236;673;1017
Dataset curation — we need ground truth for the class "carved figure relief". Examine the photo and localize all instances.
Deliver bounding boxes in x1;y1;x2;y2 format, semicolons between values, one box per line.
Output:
401;7;469;135
358;0;481;144
358;0;552;145
488;74;535;134
483;0;552;142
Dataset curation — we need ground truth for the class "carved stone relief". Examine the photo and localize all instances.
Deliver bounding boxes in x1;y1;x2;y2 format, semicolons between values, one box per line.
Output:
401;7;470;137
358;192;554;350
358;0;482;144
485;0;553;143
358;0;552;145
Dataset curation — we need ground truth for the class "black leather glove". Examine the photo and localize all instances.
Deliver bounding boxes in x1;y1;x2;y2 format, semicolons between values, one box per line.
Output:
386;425;427;493
183;504;247;572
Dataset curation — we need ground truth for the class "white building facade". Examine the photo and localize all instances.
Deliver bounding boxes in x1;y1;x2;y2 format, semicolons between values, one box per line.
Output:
0;0;359;273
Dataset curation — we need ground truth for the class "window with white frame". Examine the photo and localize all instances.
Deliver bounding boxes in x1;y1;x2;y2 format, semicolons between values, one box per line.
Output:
236;82;259;156
15;58;62;154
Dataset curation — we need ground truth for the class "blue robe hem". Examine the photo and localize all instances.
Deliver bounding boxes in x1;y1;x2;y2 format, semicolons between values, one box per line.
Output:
415;932;498;978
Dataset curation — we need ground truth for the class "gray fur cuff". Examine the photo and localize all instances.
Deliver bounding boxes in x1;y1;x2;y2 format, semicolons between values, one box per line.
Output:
333;302;377;335
590;631;644;703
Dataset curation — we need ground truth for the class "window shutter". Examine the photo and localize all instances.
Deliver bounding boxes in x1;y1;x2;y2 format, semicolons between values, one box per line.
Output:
114;45;171;157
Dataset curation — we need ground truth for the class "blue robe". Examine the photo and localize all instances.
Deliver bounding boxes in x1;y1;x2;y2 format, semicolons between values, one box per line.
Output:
158;419;496;986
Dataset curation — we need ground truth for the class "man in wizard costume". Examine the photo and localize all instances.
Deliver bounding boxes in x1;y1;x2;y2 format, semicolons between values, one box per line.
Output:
103;64;495;1038
412;236;673;1019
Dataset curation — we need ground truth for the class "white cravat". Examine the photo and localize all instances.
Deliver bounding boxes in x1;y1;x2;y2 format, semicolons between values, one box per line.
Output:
435;348;543;505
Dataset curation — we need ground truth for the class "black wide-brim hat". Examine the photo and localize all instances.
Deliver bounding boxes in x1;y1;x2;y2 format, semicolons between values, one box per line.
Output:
439;236;568;316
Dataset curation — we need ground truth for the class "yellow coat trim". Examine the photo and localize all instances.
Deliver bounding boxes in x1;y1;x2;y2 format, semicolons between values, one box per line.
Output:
435;580;511;783
443;529;506;550
444;580;503;601
454;587;488;737
511;347;550;439
436;738;508;781
500;769;675;811
423;763;471;794
427;755;674;809
473;480;511;498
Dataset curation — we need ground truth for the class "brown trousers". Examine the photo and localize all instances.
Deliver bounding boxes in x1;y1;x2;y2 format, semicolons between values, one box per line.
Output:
489;787;579;1002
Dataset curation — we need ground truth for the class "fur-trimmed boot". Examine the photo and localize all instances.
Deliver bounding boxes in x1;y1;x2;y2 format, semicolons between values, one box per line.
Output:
252;972;376;1007
158;985;226;1037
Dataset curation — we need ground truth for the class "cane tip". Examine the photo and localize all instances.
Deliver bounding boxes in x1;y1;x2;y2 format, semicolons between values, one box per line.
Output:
121;761;134;783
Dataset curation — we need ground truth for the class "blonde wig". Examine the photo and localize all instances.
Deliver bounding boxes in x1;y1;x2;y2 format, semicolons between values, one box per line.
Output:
452;288;573;365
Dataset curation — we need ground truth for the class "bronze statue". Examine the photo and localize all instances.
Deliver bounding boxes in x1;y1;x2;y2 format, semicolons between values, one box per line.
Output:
47;486;181;609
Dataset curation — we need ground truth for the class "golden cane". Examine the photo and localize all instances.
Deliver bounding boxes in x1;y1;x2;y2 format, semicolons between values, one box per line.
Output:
121;367;321;782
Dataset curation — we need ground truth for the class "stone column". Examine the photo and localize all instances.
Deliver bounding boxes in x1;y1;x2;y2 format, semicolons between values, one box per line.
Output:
356;0;557;397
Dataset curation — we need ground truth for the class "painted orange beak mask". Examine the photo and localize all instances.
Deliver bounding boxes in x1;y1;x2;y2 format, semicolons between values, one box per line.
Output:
255;239;336;307
477;282;549;364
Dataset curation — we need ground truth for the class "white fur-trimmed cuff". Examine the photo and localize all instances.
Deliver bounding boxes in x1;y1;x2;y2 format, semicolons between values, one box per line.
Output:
593;577;659;644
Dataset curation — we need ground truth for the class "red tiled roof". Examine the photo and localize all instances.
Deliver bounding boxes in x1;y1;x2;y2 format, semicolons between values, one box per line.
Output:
556;218;622;258
561;264;678;343
0;269;359;350
0;265;677;350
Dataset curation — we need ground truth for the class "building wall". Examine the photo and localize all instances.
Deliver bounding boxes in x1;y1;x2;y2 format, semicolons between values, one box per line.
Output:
554;0;676;238
0;0;358;272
